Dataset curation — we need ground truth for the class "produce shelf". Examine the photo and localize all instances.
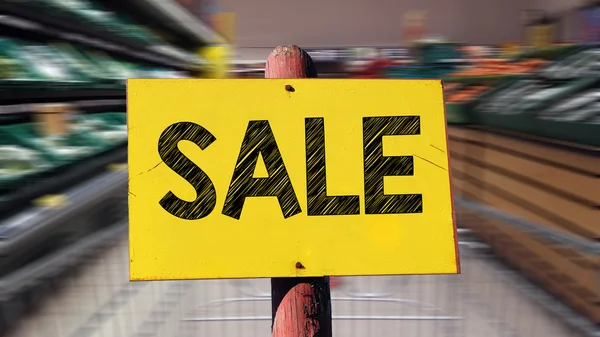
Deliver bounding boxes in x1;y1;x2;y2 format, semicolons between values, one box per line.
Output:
474;72;600;147
0;220;126;299
445;74;527;83
512;44;582;62
0;99;125;119
0;1;204;323
446;103;475;124
0;166;127;276
0;109;128;213
0;144;126;217
113;0;224;47
0;1;190;70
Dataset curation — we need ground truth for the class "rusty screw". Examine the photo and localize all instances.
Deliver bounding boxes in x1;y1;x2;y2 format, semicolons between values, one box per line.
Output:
285;84;295;92
295;262;305;269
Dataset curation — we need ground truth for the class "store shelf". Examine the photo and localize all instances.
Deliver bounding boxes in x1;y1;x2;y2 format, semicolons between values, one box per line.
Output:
0;166;127;273
0;220;126;292
0;145;127;216
0;220;126;332
0;100;125;120
0;1;190;70
0;88;125;106
126;0;226;46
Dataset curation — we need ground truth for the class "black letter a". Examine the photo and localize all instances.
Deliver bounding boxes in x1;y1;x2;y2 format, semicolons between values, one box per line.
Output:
222;120;302;220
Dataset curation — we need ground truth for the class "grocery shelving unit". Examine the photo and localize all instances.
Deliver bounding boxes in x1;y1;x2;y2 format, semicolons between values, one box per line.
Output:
0;1;220;330
442;42;600;326
474;44;600;146
0;1;190;69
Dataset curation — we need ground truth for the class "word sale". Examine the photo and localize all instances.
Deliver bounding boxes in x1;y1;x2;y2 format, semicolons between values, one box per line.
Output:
157;116;423;220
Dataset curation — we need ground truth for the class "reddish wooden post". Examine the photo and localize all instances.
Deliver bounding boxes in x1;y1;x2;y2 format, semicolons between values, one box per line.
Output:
265;45;333;337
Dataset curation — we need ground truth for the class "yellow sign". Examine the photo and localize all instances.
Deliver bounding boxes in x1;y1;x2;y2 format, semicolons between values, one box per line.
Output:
128;79;459;281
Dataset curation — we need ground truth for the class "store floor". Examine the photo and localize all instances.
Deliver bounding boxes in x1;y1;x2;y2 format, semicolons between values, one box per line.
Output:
7;234;583;337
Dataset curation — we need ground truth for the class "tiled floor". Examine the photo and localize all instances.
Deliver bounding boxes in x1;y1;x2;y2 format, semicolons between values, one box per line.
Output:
7;235;584;337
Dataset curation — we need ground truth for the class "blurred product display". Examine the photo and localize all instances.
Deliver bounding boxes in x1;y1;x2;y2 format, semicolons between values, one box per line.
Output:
474;45;600;146
0;111;127;191
541;47;600;79
448;58;547;78
0;0;223;331
445;85;491;103
444;43;600;326
0;37;189;89
0;145;47;186
31;0;162;44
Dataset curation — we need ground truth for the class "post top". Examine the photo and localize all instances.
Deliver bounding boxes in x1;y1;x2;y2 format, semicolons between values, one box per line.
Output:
268;45;302;57
265;45;318;79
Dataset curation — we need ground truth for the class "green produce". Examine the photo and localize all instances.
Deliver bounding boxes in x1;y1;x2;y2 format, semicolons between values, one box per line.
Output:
83;52;142;82
0;38;81;83
43;0;112;25
50;43;106;82
70;117;127;144
0;56;23;79
0;38;46;82
19;44;81;83
0;145;47;178
32;135;97;159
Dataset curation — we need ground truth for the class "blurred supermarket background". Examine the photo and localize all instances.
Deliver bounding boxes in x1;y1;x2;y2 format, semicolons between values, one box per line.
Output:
0;0;599;336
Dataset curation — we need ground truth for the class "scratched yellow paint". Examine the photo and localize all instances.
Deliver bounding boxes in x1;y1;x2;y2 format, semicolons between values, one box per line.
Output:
128;79;459;280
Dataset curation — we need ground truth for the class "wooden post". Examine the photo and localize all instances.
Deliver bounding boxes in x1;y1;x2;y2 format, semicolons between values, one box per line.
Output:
265;45;333;337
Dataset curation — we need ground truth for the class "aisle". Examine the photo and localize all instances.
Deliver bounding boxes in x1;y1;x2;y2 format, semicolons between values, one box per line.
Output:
7;234;582;337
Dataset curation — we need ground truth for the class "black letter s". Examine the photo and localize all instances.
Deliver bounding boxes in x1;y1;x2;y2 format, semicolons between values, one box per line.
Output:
158;122;217;220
